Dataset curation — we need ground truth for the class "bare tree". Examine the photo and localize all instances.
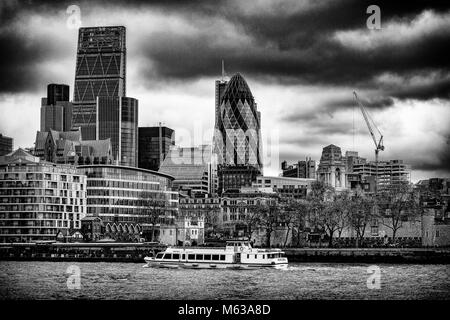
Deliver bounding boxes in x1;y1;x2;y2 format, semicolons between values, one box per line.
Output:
278;198;300;248
319;193;350;247
252;199;280;248
306;180;335;246
204;208;221;238
334;191;351;241
377;181;421;243
140;192;167;242
242;205;263;243
290;199;310;247
348;190;375;248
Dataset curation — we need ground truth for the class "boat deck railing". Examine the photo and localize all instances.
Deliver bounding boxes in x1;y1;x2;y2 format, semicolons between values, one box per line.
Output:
167;246;284;252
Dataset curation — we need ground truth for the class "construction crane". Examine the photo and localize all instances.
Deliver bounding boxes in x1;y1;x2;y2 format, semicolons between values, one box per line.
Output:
353;91;384;195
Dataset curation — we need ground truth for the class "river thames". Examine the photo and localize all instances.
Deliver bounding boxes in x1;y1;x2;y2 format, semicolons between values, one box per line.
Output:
0;261;449;300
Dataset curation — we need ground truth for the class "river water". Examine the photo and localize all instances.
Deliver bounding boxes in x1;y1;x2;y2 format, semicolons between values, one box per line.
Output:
0;261;448;300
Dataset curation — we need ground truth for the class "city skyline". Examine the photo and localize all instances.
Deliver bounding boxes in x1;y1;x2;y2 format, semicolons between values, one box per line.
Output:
0;0;449;182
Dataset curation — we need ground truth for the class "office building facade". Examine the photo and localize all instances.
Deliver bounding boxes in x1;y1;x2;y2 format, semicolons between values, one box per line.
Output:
79;165;178;242
0;134;13;156
0;149;87;243
353;159;411;190
40;84;72;132
72;26;126;140
220;187;278;238
253;176;315;199
215;79;228;129
47;83;70;106
138;126;175;171
96;96;138;167
281;158;316;179
213;73;263;194
159;144;217;196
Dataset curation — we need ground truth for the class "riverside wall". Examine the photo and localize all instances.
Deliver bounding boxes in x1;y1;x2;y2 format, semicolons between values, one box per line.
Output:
1;243;449;264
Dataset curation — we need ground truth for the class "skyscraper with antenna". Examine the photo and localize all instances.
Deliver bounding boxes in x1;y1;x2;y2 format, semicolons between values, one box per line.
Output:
214;60;228;128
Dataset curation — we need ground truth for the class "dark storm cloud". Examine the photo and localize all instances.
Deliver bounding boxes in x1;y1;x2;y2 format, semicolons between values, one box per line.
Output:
1;0;450;98
325;96;395;111
281;136;329;147
0;32;56;93
0;0;73;93
389;77;450;101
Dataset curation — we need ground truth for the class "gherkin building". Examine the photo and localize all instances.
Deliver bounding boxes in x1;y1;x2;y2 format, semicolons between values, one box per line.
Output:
213;73;263;172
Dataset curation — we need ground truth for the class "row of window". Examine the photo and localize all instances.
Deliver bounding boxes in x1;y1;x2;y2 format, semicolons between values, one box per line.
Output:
0;212;81;220
82;167;170;186
157;253;227;261
87;180;159;190
0;204;84;213
1;196;84;206
0;173;82;182
87;198;178;208
0;220;80;228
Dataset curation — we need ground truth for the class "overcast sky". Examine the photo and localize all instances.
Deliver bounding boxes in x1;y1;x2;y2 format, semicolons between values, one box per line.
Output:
0;0;449;181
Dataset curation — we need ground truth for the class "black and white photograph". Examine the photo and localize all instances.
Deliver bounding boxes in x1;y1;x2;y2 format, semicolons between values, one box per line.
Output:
0;0;449;315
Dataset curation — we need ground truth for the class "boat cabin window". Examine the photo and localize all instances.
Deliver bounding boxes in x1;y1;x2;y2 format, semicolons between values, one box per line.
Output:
156;253;163;259
220;255;225;261
255;254;257;259
188;254;195;260
196;254;204;260
247;254;250;259
204;254;211;260
182;254;185;260
163;253;172;260
212;254;219;260
173;254;180;259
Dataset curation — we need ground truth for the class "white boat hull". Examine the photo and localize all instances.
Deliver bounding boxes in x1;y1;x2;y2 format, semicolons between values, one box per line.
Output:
144;257;288;270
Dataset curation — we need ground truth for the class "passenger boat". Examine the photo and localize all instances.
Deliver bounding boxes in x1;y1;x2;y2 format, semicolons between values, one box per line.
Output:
144;240;288;269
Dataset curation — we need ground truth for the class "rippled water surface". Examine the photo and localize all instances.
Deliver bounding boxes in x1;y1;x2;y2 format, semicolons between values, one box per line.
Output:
0;261;449;299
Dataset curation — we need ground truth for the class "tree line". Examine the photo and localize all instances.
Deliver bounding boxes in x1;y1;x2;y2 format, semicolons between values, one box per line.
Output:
244;181;421;248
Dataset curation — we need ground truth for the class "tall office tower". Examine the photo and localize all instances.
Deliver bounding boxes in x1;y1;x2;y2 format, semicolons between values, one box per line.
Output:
213;73;263;194
47;83;69;106
96;96;138;167
215;61;228;132
72;26;126;140
138;126;175;171
40;84;73;132
0;134;13;156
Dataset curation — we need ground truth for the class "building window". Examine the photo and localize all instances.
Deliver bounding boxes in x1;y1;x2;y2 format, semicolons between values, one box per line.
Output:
371;226;378;236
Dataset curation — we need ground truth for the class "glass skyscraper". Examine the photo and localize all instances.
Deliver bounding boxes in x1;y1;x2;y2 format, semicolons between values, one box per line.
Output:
72;26;126;140
213;73;263;193
47;83;70;106
40;84;72;132
138;126;175;171
96;96;138;167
